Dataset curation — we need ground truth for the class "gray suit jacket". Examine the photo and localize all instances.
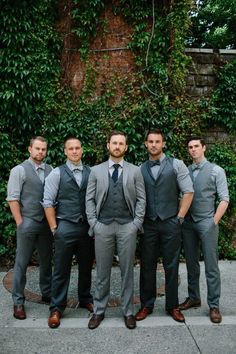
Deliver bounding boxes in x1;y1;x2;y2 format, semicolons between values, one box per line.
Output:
86;160;146;236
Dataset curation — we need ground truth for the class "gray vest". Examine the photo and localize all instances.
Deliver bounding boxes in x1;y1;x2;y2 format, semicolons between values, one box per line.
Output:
189;161;216;222
141;157;179;220
56;164;90;223
98;173;132;224
20;160;52;222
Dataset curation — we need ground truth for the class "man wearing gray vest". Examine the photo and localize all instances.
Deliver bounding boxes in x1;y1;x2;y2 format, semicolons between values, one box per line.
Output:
43;136;94;329
7;136;53;320
86;131;146;330
135;129;194;323
179;136;229;323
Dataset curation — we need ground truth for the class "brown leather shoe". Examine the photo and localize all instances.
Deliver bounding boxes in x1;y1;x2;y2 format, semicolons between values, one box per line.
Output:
135;307;153;321
179;297;201;311
13;305;26;320
48;310;62;328
88;314;104;329
79;303;94;313
124;315;136;329
209;308;222;323
167;308;185;322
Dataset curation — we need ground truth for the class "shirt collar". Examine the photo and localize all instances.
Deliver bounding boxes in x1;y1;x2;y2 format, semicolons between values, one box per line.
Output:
28;158;45;170
192;158;207;171
108;159;124;169
66;160;83;171
149;153;165;164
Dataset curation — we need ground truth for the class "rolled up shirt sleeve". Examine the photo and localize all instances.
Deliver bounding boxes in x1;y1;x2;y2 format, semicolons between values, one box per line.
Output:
42;167;60;208
6;165;25;201
173;159;194;194
212;165;229;202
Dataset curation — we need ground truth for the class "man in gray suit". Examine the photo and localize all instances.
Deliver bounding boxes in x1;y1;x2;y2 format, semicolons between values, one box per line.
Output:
7;136;53;320
86;130;146;330
179;136;229;323
135;129;194;323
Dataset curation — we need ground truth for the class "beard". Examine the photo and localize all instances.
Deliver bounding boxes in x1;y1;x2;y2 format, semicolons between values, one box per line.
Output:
109;149;126;159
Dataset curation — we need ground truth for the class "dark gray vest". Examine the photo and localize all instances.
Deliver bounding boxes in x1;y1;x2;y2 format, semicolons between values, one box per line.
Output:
141;157;179;220
189;161;216;222
98;173;132;224
20;160;52;222
56;164;90;223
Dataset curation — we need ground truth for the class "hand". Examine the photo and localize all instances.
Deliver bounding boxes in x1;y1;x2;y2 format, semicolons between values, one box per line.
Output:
177;216;185;225
50;226;57;235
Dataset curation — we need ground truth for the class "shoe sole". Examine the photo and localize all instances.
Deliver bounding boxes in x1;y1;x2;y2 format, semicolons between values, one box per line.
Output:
210;319;222;324
88;322;103;330
125;325;136;329
13;315;26;320
48;323;60;329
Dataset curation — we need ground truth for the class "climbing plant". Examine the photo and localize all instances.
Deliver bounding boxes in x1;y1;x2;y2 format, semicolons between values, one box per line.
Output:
1;0;235;262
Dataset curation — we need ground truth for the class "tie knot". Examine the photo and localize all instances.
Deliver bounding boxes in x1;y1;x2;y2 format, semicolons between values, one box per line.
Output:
113;164;120;170
149;160;160;167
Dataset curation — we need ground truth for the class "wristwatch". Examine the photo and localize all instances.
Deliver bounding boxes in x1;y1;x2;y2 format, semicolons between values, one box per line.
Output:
177;216;185;225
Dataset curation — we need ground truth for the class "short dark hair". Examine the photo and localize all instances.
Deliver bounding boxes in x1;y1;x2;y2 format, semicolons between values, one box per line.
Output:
186;136;206;147
29;136;47;147
64;135;81;147
107;130;128;143
145;129;165;142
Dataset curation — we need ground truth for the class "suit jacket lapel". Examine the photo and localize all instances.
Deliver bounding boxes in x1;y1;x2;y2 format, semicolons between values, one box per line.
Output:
123;161;128;186
80;167;89;189
102;161;110;196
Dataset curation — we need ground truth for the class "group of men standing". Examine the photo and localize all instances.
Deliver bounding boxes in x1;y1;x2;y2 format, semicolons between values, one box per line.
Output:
7;129;229;329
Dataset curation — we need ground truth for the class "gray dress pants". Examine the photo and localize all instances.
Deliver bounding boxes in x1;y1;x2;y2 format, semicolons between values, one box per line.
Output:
12;216;53;305
182;217;221;308
93;221;137;316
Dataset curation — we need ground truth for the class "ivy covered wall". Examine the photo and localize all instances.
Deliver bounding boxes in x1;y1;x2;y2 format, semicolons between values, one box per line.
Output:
0;0;235;262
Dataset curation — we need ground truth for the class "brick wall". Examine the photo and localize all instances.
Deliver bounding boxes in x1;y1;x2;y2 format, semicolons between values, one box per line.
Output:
185;48;236;98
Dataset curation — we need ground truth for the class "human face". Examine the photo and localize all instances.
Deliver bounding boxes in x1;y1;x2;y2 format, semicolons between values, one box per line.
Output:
188;140;206;163
107;134;128;161
64;139;83;164
28;139;47;165
145;133;165;159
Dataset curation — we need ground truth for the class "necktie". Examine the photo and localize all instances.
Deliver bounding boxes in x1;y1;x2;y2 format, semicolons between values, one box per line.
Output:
112;164;120;183
149;160;160;168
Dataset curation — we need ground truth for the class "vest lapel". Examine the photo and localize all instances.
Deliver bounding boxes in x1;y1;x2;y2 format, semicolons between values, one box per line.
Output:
154;157;168;182
145;161;156;184
27;160;43;184
64;164;79;187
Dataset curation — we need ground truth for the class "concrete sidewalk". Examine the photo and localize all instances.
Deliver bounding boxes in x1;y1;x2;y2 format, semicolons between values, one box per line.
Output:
0;261;236;354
